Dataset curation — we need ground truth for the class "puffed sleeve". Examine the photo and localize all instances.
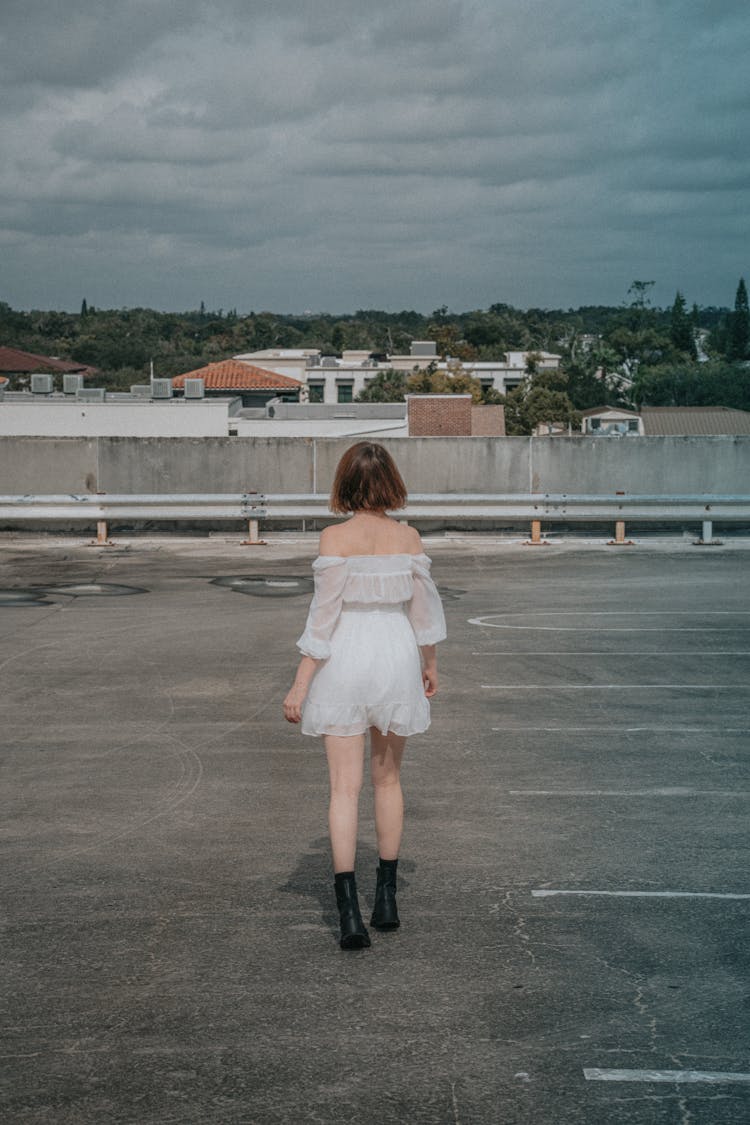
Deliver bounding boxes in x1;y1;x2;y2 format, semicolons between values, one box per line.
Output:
296;557;349;659
407;554;447;645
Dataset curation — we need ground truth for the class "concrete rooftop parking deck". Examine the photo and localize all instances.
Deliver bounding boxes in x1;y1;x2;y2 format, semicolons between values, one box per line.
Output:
1;533;749;1124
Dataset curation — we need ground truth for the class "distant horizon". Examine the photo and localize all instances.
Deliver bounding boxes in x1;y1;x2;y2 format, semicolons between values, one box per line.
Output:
1;291;738;318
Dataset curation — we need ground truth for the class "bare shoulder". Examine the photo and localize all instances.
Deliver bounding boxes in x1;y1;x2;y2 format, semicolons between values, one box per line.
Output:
403;524;424;554
318;524;344;555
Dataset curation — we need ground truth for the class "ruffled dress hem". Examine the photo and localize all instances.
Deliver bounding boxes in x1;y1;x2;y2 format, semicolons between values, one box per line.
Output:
300;699;431;739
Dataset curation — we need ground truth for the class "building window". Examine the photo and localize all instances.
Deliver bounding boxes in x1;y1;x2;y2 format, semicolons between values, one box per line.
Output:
628;419;639;432
590;417;601;430
337;383;353;404
308;382;324;403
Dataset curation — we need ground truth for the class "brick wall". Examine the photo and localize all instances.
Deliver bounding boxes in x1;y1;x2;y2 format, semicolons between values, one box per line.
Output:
406;394;473;436
471;405;505;436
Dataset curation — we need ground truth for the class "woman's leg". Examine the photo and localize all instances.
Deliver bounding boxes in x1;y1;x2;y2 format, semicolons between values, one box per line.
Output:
370;729;406;860
324;734;366;873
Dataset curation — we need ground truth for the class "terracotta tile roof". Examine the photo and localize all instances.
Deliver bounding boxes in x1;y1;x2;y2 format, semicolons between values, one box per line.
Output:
172;360;302;391
0;346;95;375
641;406;750;435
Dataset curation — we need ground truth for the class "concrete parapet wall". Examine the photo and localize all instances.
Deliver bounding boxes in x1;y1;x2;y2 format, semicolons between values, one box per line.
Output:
530;435;750;494
97;436;315;494
313;437;531;493
0;435;748;506
0;437;100;493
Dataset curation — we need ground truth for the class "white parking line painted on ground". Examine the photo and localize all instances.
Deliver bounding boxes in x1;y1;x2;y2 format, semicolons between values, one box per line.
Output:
509;788;750;797
471;611;750;619
469;611;750;632
491;726;750;732
583;1068;750;1084
473;651;750;656
474;612;750;621
481;683;746;689
473;625;748;632
532;890;750;900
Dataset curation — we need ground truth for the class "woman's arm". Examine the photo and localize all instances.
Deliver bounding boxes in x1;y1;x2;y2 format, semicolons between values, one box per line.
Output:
283;655;319;723
420;644;439;698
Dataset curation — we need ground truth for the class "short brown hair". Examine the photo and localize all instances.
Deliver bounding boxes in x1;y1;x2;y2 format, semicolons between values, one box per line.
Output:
330;442;408;514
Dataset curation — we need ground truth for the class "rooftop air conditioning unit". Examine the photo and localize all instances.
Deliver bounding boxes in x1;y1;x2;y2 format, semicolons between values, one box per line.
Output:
63;373;84;395
321;356;338;368
184;377;205;399
151;379;173;399
130;384;151;397
76;388;106;402
410;341;437;358
31;373;54;394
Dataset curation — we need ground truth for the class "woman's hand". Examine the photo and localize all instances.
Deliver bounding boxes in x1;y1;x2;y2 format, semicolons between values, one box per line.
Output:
283;656;318;724
283;684;307;723
420;644;438;698
422;664;439;698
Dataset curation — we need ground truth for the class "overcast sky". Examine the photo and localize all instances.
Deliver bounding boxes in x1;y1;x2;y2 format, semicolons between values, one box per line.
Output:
1;0;748;314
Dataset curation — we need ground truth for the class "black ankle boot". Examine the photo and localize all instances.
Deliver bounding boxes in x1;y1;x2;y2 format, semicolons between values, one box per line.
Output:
334;872;371;950
370;858;400;930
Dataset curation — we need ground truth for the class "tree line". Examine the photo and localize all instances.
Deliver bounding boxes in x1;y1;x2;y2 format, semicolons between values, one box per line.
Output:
1;279;747;434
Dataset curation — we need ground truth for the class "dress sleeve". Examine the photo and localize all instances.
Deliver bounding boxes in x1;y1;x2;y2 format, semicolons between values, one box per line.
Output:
407;554;447;645
296;557;349;659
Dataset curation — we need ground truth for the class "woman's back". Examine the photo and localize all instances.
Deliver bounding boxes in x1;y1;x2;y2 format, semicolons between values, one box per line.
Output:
320;513;421;559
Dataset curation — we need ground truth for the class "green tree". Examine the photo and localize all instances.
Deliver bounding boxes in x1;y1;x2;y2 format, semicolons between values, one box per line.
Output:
355;369;407;403
632;360;750;409
330;324;345;354
605;281;671;377
559;335;625;410
407;363;484;402
670;291;697;358
627;280;655;310
499;385;578;436
727;278;750;361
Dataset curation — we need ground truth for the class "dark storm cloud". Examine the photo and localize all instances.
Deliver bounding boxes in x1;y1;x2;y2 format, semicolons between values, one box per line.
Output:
0;0;748;311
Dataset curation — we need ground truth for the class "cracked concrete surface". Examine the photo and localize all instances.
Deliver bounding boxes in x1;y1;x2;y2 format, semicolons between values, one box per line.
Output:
1;535;749;1123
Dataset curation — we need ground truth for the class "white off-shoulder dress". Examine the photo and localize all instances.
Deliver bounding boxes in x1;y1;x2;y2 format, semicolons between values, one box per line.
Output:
296;554;447;738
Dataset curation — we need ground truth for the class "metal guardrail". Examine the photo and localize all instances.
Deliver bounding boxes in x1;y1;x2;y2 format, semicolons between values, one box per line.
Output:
0;492;748;545
264;493;750;523
0;493;267;521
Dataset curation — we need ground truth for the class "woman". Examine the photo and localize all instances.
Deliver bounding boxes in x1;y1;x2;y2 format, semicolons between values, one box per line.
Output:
283;442;446;950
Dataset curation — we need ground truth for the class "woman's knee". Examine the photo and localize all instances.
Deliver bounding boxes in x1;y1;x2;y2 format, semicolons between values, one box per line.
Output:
370;764;402;791
325;735;365;799
329;768;364;800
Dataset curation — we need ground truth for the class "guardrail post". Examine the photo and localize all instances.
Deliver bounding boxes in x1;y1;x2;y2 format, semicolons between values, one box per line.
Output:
524;518;550;546
241;517;267;546
239;491;267;546
695;518;722;546
607;519;633;546
89;519;113;547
